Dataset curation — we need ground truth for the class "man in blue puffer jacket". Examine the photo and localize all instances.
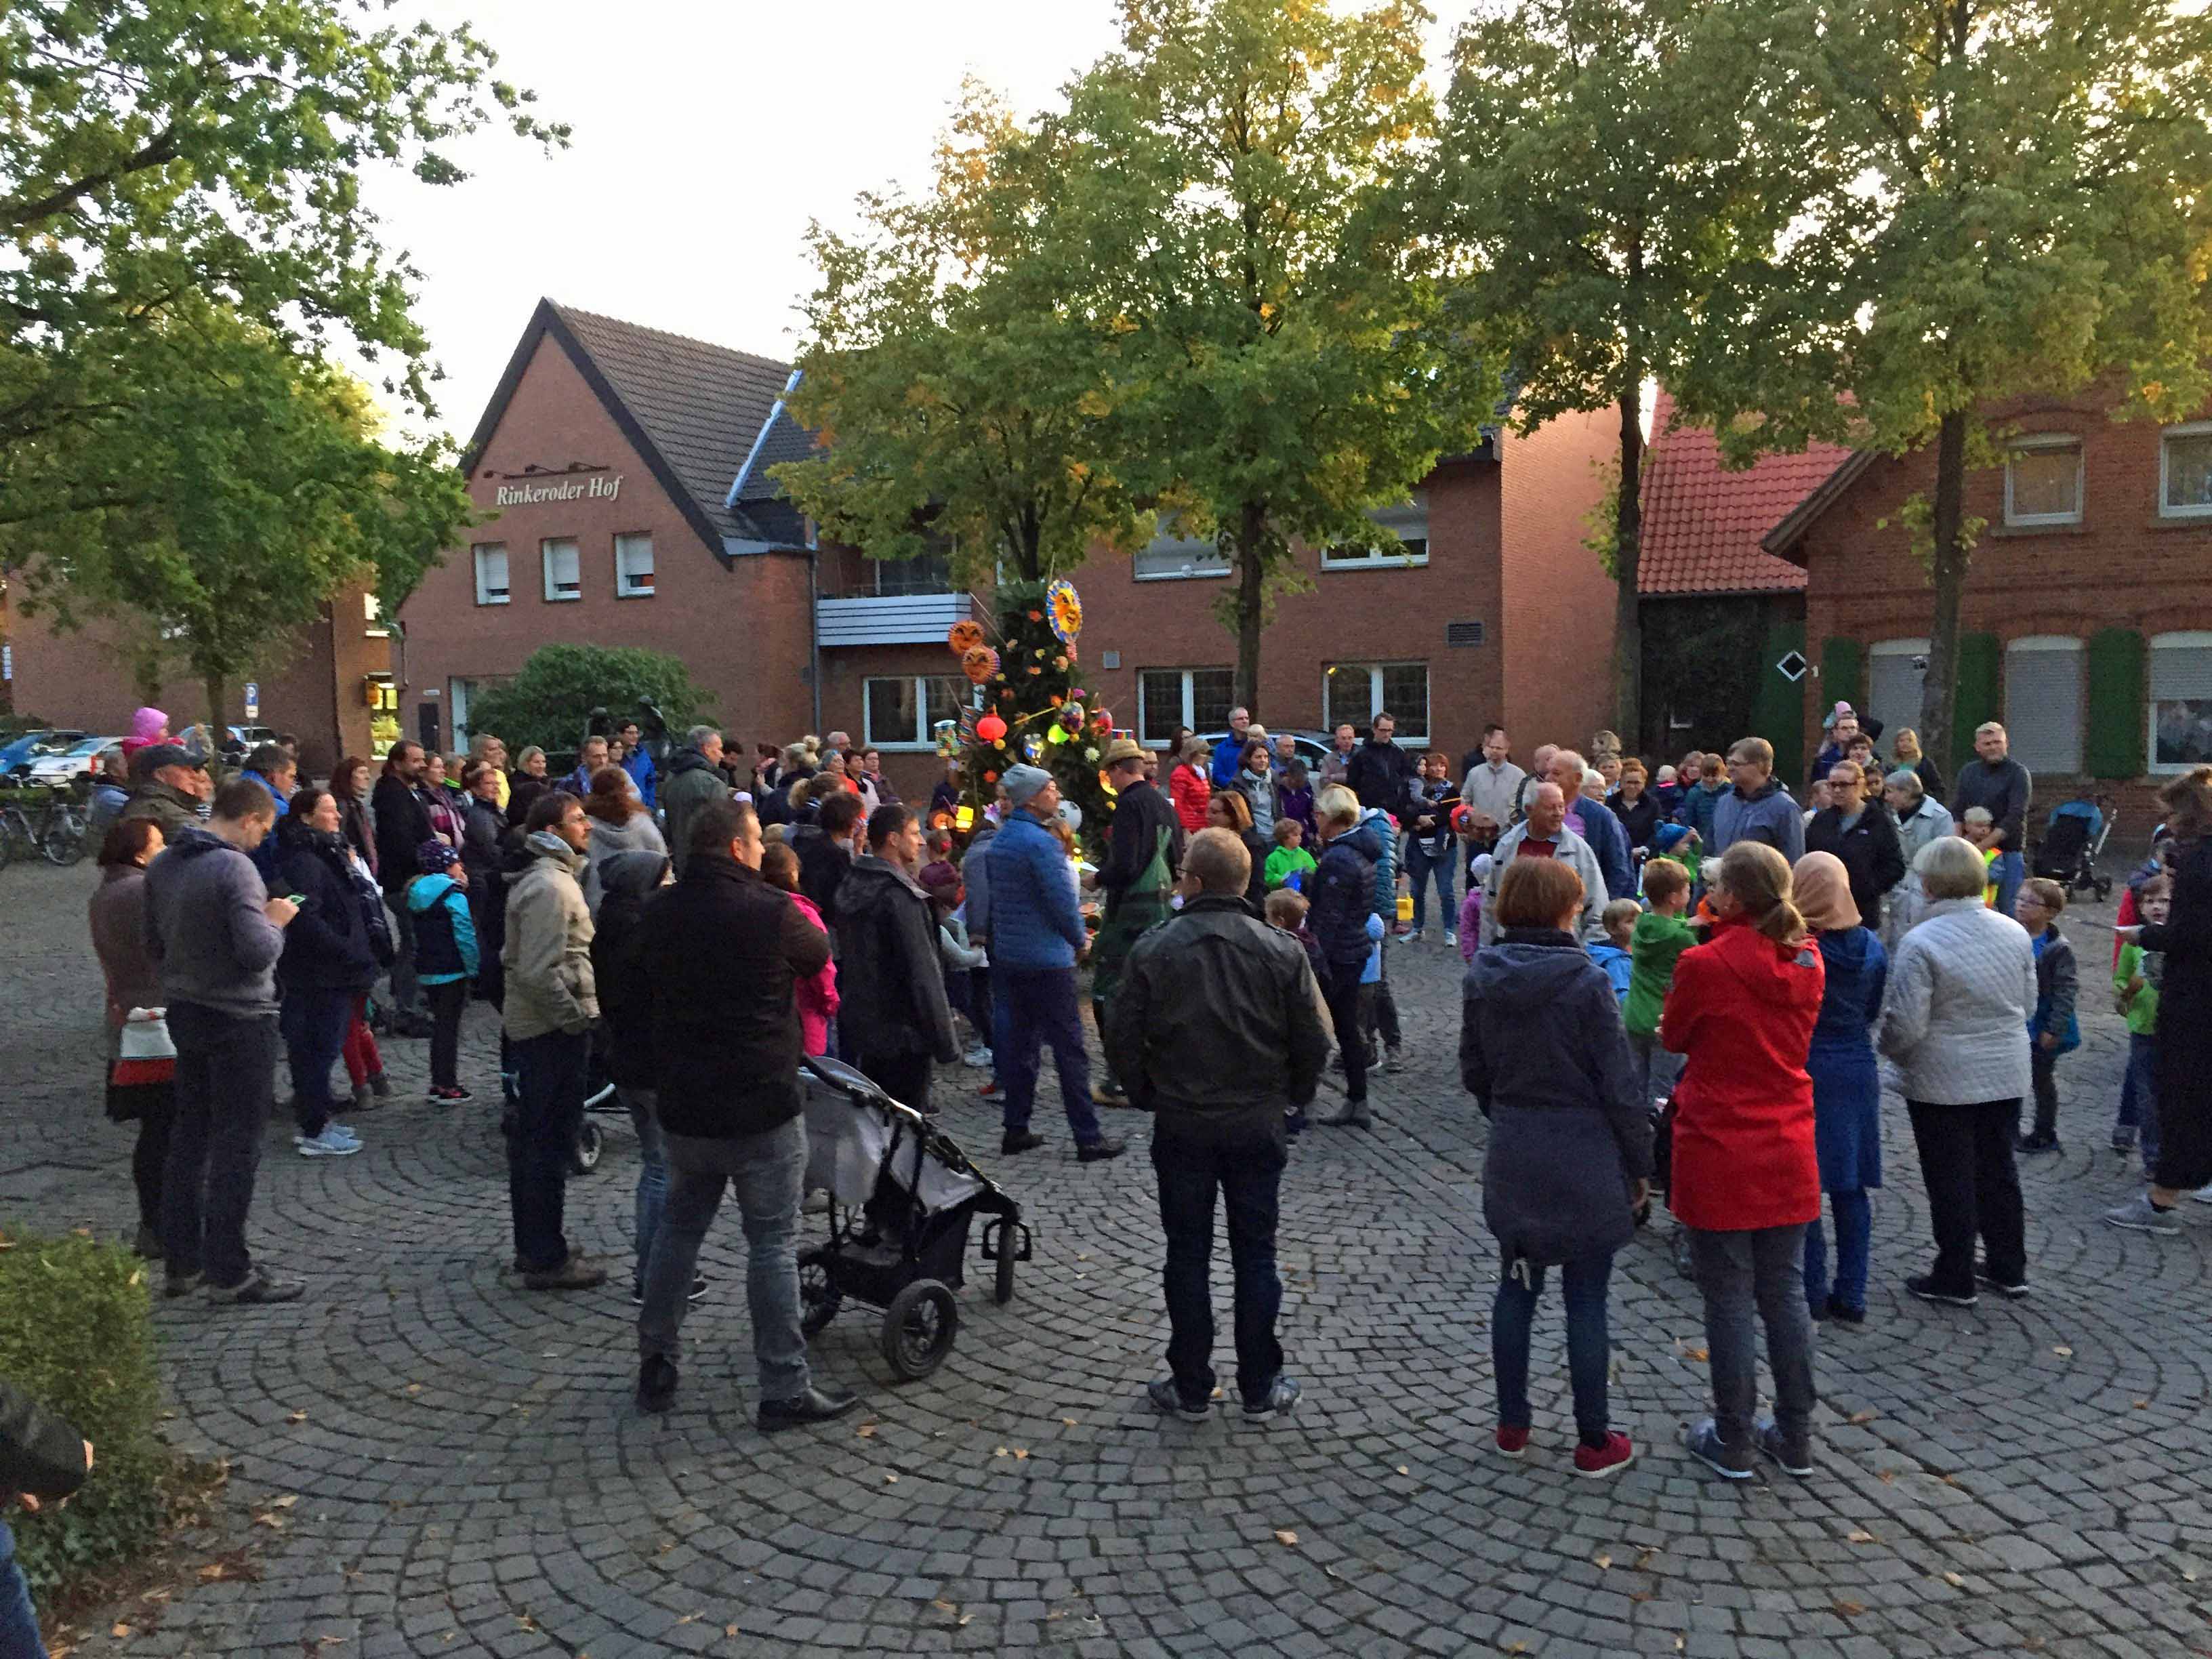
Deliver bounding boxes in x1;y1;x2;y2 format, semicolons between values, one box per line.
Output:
978;766;1124;1164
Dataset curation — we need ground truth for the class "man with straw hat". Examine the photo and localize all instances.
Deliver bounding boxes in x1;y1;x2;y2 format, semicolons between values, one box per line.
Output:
1091;738;1185;1104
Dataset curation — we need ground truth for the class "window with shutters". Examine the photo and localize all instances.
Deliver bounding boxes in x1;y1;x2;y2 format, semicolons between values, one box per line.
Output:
1132;518;1231;581
2160;424;2212;518
2150;631;2212;773
1324;493;1429;569
1867;639;1928;748
1136;668;1233;745
1324;661;1428;743
472;543;509;606
541;538;581;601
2003;436;2083;527
2004;636;2084;775
614;533;655;596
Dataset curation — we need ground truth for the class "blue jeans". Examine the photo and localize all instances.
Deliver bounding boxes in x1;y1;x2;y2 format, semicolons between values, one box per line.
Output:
1691;1224;1817;1451
2121;1033;2160;1168
618;1085;666;1293
1990;848;2025;918
161;1003;276;1288
1801;1190;1872;1315
0;1521;43;1659
640;1118;808;1401
1152;1114;1287;1404
1403;840;1454;930
993;967;1103;1145
279;985;353;1138
1492;1252;1614;1442
508;1029;587;1273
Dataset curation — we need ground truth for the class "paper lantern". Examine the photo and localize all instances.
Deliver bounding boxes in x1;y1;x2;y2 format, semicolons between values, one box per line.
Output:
976;713;1008;743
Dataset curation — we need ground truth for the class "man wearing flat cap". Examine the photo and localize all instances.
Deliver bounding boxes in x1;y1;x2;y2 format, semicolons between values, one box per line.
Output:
1091;737;1183;1104
119;743;209;835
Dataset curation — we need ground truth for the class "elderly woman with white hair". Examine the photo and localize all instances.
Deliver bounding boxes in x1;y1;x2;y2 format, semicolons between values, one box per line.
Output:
1877;834;2037;1306
1879;769;1954;949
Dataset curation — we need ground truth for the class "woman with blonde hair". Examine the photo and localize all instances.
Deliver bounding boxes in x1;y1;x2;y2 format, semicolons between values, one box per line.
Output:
1890;726;1942;800
1661;841;1824;1479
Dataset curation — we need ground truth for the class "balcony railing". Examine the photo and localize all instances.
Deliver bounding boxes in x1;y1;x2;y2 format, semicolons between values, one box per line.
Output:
815;589;980;648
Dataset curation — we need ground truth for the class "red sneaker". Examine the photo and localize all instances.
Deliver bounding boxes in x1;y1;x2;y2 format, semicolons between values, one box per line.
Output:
1495;1425;1529;1458
1573;1431;1635;1479
977;1079;1000;1098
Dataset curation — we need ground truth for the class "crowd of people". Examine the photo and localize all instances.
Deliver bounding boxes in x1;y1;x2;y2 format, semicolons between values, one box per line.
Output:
18;691;2207;1644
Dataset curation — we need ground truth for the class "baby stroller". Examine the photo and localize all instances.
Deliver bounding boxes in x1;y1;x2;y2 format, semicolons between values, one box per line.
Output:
797;1055;1031;1380
2031;795;2115;901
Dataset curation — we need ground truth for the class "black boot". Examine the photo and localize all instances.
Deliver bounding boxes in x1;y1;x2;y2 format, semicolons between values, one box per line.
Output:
758;1384;860;1433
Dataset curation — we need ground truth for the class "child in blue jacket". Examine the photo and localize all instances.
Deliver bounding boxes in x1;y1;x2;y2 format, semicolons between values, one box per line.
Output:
407;838;479;1103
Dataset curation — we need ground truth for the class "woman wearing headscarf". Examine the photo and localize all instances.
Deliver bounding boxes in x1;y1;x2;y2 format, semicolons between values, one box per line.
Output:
1790;852;1887;1327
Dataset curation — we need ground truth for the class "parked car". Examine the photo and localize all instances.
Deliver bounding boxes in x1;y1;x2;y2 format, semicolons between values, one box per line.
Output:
25;736;123;785
1196;729;1336;771
1;730;87;779
228;724;280;749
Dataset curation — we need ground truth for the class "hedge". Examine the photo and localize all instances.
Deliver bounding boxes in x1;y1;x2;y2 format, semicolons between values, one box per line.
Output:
0;1231;169;1594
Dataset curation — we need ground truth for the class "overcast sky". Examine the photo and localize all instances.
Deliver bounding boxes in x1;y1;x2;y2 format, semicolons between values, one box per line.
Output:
365;1;1462;444
363;1;1125;441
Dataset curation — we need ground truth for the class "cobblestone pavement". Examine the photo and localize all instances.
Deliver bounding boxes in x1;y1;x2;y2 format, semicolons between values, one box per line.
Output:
6;857;2212;1658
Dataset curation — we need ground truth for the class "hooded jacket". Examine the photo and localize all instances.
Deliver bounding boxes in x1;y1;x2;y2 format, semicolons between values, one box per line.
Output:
637;853;834;1139
142;825;285;1018
1712;778;1806;865
1461;930;1654;1266
659;747;729;875
589;848;670;1088
405;869;480;984
834;854;959;1064
1308;817;1384;971
502;831;598;1040
271;825;380;996
787;890;840;1056
1660;914;1824;1231
1104;893;1330;1126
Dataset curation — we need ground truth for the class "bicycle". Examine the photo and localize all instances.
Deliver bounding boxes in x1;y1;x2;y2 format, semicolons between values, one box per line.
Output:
0;784;89;867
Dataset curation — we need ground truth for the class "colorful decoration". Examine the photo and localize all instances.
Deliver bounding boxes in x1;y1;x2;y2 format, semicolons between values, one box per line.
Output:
1046;579;1082;644
947;619;985;654
961;645;999;684
976;712;1008;743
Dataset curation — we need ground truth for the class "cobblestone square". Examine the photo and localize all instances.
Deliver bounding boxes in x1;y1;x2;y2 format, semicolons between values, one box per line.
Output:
5;858;2210;1658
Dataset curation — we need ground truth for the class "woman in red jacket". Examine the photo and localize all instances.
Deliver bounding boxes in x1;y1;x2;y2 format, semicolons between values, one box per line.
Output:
1661;840;1824;1481
1169;736;1212;834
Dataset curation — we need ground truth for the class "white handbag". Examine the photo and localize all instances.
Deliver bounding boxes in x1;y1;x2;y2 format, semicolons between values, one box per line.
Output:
118;1008;176;1062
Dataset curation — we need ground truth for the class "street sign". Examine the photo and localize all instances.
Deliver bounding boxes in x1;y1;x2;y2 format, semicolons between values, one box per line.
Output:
243;681;260;720
1775;651;1808;683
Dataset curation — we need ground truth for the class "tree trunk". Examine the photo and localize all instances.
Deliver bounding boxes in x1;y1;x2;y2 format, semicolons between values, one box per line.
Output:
1613;388;1645;747
1916;409;1969;777
1232;500;1269;721
203;672;230;739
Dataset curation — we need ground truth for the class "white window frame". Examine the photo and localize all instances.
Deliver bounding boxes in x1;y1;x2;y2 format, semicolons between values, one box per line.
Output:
1132;518;1231;582
2149;630;2212;775
2158;422;2212;519
2003;634;2085;776
862;675;967;752
1323;661;1429;744
613;532;655;597
472;542;510;607
1136;668;1234;746
541;537;581;602
363;592;390;637
2003;434;2084;527
1323;492;1431;570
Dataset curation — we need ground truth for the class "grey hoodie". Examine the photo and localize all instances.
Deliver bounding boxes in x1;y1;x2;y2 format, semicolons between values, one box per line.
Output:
142;825;283;1018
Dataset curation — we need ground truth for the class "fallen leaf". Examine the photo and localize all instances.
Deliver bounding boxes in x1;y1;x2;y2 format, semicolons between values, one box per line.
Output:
2052;1345;2072;1357
2182;1564;2199;1584
995;1446;1009;1458
1509;1644;1528;1656
406;1384;422;1395
271;1494;300;1509
1877;1469;1896;1483
1674;1639;1685;1653
2135;1400;2149;1410
1014;1448;1029;1460
856;1422;877;1438
933;1599;958;1614
1847;1408;1879;1425
725;1624;739;1638
110;1625;131;1639
1835;1600;1866;1617
884;1473;898;1483
1848;1530;1879;1544
1684;1345;1708;1363
1274;1529;1300;1546
287;1410;308;1424
198;1563;227;1582
958;1614;974;1627
1063;1418;1078;1427
515;1614;536;1632
1594;1552;1612;1569
252;1511;286;1530
676;1614;697;1624
1943;1572;1965;1587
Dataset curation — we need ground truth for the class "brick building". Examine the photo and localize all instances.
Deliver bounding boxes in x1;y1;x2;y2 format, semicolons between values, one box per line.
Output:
1763;390;2212;815
402;299;1625;798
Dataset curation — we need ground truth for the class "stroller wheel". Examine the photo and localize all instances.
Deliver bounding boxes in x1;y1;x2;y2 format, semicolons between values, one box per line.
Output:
882;1279;958;1380
569;1119;602;1176
799;1250;841;1337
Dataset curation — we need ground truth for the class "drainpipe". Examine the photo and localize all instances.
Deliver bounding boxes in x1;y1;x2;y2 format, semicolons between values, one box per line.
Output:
808;544;823;736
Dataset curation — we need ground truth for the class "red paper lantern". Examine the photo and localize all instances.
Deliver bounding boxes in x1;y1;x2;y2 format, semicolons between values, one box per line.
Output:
976;713;1008;743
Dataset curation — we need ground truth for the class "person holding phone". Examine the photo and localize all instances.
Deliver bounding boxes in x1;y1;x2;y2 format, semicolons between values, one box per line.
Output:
271;787;377;1160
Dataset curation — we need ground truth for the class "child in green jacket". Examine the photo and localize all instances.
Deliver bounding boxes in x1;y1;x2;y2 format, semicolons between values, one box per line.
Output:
1624;857;1699;1105
2112;873;2169;1165
1263;817;1318;893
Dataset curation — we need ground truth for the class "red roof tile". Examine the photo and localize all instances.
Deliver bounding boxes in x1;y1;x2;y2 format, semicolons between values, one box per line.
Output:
1637;389;1849;595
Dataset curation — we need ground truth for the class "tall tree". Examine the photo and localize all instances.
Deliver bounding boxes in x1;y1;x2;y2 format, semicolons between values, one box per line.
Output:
775;85;1153;585
1439;0;1803;747
1062;0;1495;718
1673;0;2212;771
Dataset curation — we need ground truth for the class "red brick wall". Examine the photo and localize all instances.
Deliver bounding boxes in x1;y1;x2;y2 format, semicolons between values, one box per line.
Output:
1498;405;1623;754
399;333;815;760
1799;391;2212;800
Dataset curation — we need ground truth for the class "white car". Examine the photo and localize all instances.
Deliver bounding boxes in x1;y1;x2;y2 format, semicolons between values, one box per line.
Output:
24;736;123;785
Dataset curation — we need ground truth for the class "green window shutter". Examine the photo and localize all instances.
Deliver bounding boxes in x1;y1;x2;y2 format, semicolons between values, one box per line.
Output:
1820;636;1866;712
1754;618;1807;785
1951;631;2002;763
2085;628;2146;779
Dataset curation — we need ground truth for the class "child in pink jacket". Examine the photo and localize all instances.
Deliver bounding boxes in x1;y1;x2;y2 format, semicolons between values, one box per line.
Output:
762;842;839;1054
1458;854;1493;964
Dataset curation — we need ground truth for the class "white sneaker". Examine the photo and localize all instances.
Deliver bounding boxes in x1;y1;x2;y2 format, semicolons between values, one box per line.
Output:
2192;1183;2212;1204
962;1045;993;1069
295;1126;361;1158
327;1122;360;1145
1443;930;1459;949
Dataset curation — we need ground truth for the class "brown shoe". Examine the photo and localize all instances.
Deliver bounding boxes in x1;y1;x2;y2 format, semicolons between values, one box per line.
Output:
522;1253;608;1292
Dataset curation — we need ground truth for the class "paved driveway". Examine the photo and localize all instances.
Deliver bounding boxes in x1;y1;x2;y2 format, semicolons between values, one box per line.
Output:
3;859;2208;1658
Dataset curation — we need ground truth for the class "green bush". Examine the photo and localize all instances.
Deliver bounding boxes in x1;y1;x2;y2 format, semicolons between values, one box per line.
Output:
0;1231;169;1594
462;643;714;760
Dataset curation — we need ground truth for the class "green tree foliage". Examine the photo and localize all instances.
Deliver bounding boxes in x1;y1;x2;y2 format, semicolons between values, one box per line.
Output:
1673;0;2212;772
1439;0;1803;747
464;644;713;762
1061;0;1496;718
5;316;472;724
777;87;1153;586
